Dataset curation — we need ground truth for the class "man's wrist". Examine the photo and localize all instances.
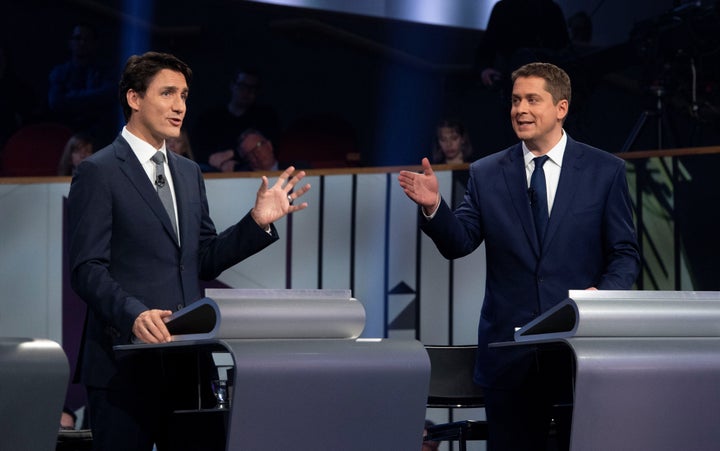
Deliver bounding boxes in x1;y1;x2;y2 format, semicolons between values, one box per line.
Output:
250;209;272;234
422;193;441;218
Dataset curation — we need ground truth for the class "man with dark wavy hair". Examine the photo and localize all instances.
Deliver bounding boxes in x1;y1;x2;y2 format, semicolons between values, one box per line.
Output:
68;51;310;450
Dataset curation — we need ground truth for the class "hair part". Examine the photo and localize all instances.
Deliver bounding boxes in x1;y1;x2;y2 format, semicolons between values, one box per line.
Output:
511;62;571;106
118;51;192;121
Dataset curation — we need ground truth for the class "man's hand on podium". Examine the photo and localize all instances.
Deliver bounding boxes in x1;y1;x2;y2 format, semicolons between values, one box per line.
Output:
132;309;173;343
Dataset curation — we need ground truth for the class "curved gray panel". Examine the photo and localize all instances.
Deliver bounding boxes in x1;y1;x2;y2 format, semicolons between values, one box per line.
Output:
164;289;366;341
0;338;69;451
516;290;720;341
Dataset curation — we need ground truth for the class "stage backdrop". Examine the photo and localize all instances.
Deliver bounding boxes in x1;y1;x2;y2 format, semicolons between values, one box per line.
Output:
0;168;485;350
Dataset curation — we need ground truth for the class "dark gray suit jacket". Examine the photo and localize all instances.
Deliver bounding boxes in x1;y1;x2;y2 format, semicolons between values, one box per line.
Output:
421;136;640;388
68;135;277;389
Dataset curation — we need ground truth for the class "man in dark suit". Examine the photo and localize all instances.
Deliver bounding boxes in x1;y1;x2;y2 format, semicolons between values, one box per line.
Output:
67;51;310;451
399;62;640;450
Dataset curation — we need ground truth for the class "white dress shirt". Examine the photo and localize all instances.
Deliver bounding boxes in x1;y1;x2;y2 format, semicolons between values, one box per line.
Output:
522;130;567;216
122;127;181;240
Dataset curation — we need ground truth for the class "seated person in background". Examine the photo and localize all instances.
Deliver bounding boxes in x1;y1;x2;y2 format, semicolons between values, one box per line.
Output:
206;129;279;172
191;68;281;171
166;128;194;160
432;118;474;207
237;129;279;171
432;118;474;165
475;0;570;89
48;23;117;144
58;132;94;176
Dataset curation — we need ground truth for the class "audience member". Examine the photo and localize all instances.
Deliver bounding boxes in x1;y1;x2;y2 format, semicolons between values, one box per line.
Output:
48;23;117;144
190;68;281;171
432;119;474;165
475;0;570;89
166;128;194;160
432;118;474;207
58;132;94;176
236;129;279;171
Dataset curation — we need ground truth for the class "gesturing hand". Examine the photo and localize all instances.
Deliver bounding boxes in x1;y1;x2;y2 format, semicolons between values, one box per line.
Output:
398;158;440;215
250;166;311;229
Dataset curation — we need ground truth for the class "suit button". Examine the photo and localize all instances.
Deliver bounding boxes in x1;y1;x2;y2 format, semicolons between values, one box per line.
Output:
177;304;184;311
179;264;185;271
537;276;544;282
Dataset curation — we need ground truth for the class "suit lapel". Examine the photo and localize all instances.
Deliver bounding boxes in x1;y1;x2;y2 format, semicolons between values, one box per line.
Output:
543;137;583;252
502;144;541;256
114;137;179;246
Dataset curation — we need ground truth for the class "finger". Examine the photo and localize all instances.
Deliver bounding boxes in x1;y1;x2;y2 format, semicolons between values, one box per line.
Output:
290;182;311;199
421;157;434;176
279;166;295;183
284;170;306;191
257;175;269;193
288;201;309;212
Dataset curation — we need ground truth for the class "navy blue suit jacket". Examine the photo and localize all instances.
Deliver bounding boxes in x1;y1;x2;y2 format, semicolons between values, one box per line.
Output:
68;135;278;389
421;136;640;388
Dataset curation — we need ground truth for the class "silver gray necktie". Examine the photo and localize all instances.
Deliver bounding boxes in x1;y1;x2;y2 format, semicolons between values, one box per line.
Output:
150;151;178;239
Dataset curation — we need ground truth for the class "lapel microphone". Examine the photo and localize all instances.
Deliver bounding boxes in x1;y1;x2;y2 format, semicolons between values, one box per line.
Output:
155;174;166;188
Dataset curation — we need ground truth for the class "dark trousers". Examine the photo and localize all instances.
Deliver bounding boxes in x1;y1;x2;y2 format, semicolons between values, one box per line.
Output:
483;346;574;451
86;351;226;451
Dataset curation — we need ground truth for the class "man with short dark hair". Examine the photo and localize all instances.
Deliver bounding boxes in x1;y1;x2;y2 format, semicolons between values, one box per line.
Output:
68;51;310;451
399;62;639;450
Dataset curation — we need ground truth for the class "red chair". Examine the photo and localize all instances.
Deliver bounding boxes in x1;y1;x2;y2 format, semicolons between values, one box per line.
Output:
1;122;74;177
277;113;361;169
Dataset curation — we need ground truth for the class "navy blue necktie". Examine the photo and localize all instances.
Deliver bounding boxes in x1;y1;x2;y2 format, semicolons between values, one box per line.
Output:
530;155;549;245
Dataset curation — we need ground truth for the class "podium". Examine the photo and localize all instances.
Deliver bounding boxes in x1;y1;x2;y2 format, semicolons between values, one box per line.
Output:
116;289;430;451
504;290;720;451
0;337;69;451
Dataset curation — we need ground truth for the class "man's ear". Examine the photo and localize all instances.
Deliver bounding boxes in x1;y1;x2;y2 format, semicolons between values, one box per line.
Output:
126;89;141;112
556;99;569;121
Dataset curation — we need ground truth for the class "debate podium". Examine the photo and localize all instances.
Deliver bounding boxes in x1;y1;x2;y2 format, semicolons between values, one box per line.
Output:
0;337;69;451
505;290;720;451
115;289;430;451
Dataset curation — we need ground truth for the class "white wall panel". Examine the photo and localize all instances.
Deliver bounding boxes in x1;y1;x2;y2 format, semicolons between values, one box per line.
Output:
289;175;321;288
353;173;389;337
204;177;288;289
321;175;353;290
419;170;453;345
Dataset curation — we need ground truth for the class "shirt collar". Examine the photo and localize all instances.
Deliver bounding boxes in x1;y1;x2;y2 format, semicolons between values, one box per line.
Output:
522;130;567;168
122;127;168;163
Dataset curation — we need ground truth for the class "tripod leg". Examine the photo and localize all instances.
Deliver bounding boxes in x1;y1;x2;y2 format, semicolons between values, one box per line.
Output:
621;111;650;152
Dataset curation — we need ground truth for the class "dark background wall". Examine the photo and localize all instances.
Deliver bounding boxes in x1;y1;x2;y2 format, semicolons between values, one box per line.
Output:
3;0;719;167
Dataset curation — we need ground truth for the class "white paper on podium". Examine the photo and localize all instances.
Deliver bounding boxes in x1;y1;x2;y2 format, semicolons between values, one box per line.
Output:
164;289;366;341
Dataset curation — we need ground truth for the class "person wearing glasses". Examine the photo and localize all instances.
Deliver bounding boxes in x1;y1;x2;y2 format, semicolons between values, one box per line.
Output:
190;68;280;172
